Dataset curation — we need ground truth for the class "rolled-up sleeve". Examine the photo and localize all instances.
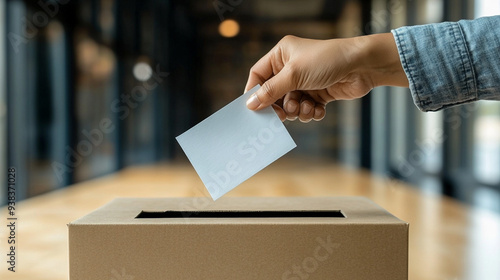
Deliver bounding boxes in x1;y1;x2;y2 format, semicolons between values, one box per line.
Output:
391;16;500;112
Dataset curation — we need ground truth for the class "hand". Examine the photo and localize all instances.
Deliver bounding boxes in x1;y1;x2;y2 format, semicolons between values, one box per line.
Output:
245;33;408;122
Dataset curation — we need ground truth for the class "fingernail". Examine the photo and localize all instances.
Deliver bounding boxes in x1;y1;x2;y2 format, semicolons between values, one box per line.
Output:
286;101;298;113
246;94;261;110
302;102;312;115
314;106;325;120
314;109;322;120
299;117;311;123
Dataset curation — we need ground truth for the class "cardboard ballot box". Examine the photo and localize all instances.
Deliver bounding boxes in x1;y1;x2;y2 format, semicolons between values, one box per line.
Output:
68;197;408;280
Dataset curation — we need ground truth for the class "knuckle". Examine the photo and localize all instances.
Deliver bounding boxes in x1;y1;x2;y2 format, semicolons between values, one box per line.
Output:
261;82;276;101
299;117;312;123
249;65;257;75
248;67;259;78
281;35;296;44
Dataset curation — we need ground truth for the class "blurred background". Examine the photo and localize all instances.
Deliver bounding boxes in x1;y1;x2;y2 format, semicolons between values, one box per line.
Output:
1;0;499;213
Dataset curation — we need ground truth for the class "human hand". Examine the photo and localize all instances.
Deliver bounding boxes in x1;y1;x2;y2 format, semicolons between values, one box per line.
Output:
245;33;408;122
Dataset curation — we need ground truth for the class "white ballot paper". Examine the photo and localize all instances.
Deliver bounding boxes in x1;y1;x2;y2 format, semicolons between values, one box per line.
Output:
176;85;296;200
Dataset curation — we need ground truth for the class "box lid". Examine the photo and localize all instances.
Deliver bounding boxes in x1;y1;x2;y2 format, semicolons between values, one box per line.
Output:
69;197;407;225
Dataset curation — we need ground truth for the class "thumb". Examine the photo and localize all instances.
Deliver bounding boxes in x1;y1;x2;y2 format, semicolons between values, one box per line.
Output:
246;67;294;110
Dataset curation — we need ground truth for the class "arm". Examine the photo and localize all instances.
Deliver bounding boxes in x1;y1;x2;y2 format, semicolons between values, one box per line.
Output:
246;16;500;121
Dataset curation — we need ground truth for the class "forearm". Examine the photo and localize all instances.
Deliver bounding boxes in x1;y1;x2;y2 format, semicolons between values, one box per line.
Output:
352;33;409;88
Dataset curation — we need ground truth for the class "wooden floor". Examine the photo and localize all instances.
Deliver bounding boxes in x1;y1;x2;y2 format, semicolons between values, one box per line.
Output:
1;158;500;280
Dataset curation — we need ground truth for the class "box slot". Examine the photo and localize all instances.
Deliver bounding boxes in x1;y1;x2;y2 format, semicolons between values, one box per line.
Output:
135;210;345;218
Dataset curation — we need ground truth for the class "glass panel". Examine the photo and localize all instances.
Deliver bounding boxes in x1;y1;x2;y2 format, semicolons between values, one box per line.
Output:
29;20;70;195
475;0;500;17
473;101;500;184
424;0;443;23
389;88;409;173
472;0;500;185
73;31;117;182
419;111;443;174
6;1;29;200
473;186;500;213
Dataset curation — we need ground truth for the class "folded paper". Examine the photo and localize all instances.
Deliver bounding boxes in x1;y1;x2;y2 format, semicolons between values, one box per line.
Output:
176;85;296;200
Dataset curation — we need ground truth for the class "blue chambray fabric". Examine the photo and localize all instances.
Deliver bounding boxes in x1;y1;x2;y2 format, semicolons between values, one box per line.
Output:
391;16;500;112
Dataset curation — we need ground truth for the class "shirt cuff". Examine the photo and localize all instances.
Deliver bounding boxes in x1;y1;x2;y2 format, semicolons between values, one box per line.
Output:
391;22;477;112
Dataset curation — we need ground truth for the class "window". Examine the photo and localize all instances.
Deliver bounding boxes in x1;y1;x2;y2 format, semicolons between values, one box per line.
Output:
472;1;500;186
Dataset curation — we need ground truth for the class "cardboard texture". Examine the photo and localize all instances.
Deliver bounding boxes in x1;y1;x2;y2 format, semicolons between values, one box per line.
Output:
68;197;408;280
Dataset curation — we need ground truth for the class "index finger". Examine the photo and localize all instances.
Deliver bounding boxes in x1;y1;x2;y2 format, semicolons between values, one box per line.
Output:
244;48;276;92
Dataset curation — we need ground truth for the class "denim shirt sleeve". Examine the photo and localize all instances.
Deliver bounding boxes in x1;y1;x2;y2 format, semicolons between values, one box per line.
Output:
391;16;500;112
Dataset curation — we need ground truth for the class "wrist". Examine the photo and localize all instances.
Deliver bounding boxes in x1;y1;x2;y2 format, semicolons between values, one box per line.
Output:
353;33;409;88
